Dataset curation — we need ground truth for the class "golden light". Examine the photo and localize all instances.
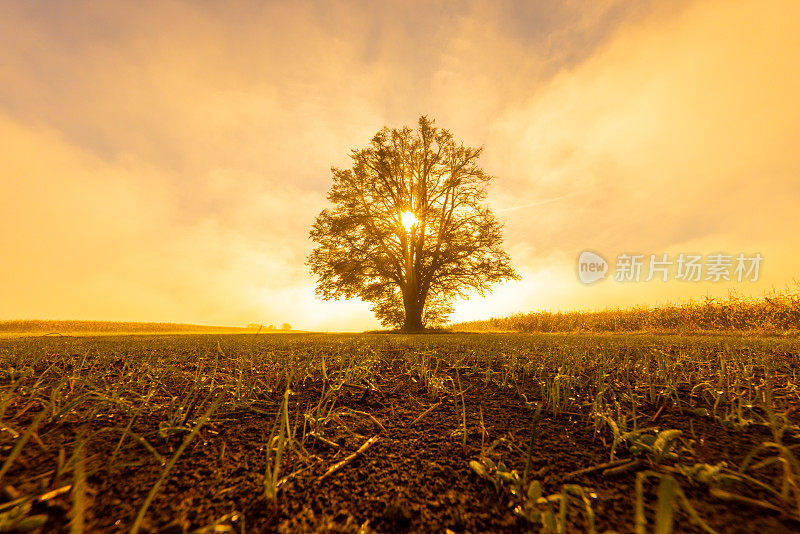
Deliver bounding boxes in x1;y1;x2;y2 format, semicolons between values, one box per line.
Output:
400;211;417;232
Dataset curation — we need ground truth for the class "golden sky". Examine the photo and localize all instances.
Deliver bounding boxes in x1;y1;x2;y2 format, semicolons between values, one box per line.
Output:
1;0;798;330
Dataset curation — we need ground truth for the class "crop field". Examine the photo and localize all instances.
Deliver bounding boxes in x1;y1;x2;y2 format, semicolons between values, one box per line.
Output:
1;332;800;533
453;289;800;335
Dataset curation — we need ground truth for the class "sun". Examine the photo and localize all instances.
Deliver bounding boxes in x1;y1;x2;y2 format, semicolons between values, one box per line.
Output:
400;211;417;232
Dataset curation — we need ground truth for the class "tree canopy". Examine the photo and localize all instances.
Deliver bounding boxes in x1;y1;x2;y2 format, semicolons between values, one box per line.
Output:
308;116;518;330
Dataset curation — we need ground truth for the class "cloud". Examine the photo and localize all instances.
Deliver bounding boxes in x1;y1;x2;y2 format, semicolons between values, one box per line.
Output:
453;0;800;319
0;1;797;328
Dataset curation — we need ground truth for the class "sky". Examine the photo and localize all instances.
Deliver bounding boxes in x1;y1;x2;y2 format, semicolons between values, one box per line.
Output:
1;0;798;331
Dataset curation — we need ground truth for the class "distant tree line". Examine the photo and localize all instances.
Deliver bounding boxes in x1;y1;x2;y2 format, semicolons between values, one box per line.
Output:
0;320;250;334
246;323;292;331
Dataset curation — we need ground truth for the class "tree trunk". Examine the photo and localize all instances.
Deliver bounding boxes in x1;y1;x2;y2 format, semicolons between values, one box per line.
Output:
401;272;424;331
403;297;424;331
402;231;424;331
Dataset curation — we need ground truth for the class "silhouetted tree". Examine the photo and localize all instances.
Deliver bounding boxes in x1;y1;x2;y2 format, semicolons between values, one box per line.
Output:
308;116;518;331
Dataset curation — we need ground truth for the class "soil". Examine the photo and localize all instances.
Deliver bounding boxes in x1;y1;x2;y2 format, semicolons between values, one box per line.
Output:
2;335;799;533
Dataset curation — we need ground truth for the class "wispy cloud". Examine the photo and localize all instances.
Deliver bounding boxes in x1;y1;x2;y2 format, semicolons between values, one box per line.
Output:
495;192;586;213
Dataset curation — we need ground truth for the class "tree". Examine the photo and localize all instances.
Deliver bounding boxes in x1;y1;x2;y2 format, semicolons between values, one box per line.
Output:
308;116;519;331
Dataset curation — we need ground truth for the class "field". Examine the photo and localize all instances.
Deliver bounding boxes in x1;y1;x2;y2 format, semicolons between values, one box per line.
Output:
1;332;800;533
0;321;263;337
453;289;800;335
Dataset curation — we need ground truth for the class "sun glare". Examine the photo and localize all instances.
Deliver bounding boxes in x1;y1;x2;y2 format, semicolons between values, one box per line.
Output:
400;211;417;232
